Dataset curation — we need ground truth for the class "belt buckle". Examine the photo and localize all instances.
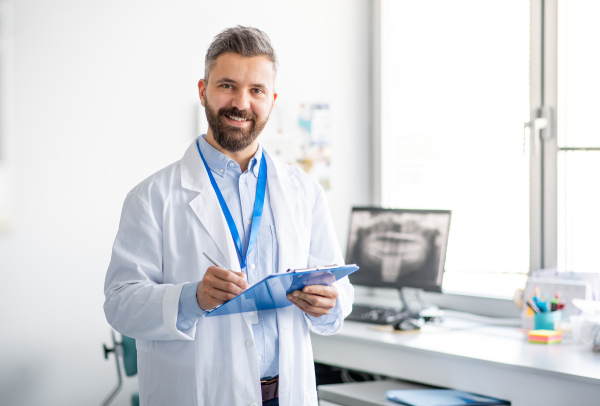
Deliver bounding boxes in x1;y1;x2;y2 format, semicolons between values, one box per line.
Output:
261;376;278;385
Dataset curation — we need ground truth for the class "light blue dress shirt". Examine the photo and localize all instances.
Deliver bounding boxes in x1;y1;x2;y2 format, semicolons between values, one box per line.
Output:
177;135;280;378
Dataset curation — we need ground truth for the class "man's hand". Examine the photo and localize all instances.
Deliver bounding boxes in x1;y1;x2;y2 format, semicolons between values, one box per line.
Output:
196;266;248;311
286;285;339;317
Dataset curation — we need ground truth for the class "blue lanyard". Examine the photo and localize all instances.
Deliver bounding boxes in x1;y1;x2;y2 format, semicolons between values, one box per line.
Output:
196;140;267;270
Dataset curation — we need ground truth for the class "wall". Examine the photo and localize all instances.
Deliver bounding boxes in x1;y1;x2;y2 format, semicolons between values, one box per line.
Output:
0;1;371;405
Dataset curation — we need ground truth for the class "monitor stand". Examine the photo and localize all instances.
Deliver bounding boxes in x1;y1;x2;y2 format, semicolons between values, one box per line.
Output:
398;287;427;317
393;287;428;330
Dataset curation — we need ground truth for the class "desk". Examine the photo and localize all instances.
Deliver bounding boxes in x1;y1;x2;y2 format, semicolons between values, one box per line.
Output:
311;319;600;406
318;380;436;406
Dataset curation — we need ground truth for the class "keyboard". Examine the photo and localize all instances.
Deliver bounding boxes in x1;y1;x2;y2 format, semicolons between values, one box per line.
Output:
346;304;406;325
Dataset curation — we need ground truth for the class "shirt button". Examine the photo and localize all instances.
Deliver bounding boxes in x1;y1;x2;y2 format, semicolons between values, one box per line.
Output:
219;169;223;173
250;403;258;406
229;162;235;167
258;355;262;361
246;219;251;225
250;264;256;269
246;340;254;348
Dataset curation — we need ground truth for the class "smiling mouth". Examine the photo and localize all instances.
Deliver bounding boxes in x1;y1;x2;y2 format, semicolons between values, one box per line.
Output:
226;114;250;122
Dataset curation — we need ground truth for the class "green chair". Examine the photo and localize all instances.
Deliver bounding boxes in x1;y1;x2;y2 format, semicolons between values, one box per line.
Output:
102;330;139;406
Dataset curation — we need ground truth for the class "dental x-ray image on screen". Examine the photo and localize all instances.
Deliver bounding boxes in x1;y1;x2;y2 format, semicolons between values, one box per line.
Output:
346;207;451;292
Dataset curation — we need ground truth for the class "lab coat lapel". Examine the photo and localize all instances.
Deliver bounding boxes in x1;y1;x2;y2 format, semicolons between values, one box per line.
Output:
263;149;301;272
180;141;240;271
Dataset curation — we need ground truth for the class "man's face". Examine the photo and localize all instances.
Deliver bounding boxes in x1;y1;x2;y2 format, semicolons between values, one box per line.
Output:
198;52;277;153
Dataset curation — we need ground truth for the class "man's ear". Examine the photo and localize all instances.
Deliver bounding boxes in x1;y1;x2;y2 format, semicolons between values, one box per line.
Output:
198;79;207;107
270;92;278;111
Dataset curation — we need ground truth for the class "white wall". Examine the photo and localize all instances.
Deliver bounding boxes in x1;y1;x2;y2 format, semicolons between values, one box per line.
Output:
0;1;371;405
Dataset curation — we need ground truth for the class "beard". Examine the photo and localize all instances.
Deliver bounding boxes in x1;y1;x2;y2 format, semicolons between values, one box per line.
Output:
204;99;270;153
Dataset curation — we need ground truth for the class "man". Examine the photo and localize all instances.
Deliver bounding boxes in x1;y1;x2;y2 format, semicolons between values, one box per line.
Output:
104;26;354;406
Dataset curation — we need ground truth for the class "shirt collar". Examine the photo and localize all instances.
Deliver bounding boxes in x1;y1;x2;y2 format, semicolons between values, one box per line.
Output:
199;134;262;178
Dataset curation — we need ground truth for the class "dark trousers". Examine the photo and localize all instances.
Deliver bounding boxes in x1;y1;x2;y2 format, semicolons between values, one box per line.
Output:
263;398;279;406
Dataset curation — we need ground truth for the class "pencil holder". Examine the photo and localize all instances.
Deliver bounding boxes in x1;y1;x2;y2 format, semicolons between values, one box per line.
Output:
534;311;562;330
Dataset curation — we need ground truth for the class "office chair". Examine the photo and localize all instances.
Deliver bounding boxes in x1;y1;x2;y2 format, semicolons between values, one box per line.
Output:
101;330;139;406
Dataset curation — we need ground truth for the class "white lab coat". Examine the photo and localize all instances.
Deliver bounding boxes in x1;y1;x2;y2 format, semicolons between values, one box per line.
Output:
104;139;354;406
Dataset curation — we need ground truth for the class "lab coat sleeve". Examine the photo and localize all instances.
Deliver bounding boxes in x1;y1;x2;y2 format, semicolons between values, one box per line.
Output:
176;281;206;331
104;188;195;341
304;185;354;335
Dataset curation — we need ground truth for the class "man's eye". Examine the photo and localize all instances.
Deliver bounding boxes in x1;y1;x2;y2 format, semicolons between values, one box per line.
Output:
252;88;265;95
221;84;233;89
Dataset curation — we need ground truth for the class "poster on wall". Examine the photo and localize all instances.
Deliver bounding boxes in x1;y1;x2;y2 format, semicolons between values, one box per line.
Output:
262;102;333;190
297;103;332;190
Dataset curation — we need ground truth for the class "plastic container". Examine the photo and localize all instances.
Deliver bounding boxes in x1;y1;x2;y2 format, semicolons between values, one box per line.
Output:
534;311;562;330
570;315;600;351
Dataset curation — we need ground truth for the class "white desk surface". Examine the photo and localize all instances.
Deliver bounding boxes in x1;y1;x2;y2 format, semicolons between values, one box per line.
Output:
311;318;600;406
318;380;437;406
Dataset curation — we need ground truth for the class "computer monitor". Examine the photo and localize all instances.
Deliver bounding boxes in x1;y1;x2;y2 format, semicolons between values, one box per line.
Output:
346;207;452;293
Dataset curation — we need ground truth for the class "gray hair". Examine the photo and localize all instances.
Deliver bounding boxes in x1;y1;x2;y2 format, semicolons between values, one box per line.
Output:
204;26;278;81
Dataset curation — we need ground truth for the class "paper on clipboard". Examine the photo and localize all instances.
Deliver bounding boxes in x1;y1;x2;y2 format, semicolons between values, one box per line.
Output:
205;264;359;317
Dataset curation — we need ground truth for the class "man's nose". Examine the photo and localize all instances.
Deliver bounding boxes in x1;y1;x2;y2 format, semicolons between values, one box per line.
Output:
232;90;251;111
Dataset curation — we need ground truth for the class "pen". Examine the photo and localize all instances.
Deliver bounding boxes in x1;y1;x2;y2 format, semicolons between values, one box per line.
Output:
527;299;541;314
551;293;560;311
203;252;226;269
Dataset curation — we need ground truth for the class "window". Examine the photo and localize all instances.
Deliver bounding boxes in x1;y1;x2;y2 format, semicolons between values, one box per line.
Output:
374;0;599;300
557;0;600;273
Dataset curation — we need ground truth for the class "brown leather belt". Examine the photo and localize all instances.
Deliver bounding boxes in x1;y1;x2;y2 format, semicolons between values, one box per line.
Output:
261;376;279;401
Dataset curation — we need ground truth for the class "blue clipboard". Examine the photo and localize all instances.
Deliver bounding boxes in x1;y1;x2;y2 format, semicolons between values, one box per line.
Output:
386;389;510;406
205;264;359;317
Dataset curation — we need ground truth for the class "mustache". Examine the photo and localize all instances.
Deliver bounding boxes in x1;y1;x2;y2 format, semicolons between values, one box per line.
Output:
218;107;257;122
